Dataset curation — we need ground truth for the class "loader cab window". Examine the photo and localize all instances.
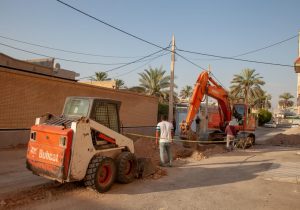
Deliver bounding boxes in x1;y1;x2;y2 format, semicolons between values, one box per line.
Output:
233;104;245;125
63;98;90;118
91;100;120;132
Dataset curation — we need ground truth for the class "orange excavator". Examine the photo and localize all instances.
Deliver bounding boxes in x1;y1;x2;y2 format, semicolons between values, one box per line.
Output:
180;70;256;144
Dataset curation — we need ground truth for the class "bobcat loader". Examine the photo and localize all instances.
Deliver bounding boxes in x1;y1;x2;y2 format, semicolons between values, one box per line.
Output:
26;96;138;192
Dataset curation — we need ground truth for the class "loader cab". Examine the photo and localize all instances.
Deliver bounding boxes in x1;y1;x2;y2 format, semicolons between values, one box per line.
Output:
63;97;121;133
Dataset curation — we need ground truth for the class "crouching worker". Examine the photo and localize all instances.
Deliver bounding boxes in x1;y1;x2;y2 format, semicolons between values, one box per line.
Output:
225;121;237;150
156;115;174;167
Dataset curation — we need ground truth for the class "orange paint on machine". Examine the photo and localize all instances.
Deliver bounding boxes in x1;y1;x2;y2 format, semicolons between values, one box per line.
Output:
26;125;73;180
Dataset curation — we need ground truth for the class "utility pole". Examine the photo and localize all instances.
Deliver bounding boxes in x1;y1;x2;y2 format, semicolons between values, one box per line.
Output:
169;35;175;122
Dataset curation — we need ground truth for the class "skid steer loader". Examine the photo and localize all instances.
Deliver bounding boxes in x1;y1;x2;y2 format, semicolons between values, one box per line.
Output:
26;96;138;192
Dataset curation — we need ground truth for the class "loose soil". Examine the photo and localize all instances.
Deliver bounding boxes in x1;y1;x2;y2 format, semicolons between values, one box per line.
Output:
264;127;300;146
133;136;227;178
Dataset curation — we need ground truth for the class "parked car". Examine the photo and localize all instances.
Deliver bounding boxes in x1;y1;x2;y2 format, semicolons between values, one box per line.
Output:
264;122;277;128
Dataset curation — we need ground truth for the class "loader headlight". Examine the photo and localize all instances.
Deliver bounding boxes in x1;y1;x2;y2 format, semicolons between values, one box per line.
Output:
59;136;67;147
30;131;36;141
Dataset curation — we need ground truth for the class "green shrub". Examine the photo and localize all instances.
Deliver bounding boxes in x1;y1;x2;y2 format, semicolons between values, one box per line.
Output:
258;109;272;126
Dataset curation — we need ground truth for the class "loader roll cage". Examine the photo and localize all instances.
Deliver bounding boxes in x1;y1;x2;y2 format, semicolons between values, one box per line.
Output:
62;97;121;133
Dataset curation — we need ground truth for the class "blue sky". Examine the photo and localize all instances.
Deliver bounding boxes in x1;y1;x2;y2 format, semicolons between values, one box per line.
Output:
1;0;299;109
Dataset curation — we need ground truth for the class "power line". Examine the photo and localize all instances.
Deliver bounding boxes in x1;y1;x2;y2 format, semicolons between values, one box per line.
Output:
79;45;171;80
0;42;166;66
175;52;206;70
114;52;170;78
175;52;225;88
0;34;141;58
56;0;166;51
233;34;298;57
0;42;132;65
186;34;298;61
177;48;294;68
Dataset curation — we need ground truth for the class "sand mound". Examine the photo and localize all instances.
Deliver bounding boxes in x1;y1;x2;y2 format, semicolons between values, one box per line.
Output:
133;137;227;165
265;133;300;146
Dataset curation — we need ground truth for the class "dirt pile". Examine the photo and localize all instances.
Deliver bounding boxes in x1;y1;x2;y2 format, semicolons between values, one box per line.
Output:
133;137;227;165
265;133;300;146
0;182;81;209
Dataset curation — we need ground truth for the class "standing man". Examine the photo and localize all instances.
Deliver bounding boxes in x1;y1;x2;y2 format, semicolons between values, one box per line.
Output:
156;115;174;167
225;121;237;150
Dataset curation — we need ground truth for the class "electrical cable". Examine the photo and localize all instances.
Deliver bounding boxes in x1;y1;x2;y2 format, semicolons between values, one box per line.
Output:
114;51;170;78
175;52;206;70
78;45;171;80
177;48;294;68
0;41;169;66
180;34;298;61
56;0;167;51
0;42;132;65
233;34;298;57
0;34;142;58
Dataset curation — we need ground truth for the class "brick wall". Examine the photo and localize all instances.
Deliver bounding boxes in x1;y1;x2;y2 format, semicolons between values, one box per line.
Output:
0;61;158;130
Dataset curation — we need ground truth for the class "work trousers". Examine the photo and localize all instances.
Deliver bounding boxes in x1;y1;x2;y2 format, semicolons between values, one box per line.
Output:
226;135;234;148
159;142;172;166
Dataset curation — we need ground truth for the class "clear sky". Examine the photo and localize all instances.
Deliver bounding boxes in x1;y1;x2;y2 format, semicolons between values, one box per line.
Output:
1;0;299;110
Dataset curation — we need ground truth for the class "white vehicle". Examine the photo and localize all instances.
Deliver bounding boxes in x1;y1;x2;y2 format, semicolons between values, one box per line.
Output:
264;122;277;128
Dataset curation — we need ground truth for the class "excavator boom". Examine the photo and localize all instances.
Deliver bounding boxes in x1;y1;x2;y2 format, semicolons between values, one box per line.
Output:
186;71;231;125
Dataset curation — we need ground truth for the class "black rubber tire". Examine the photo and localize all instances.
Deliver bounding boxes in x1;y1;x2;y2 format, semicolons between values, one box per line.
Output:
84;156;116;193
116;152;137;184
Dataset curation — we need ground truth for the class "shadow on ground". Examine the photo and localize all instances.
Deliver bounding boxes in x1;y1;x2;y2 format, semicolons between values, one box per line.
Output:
110;160;278;195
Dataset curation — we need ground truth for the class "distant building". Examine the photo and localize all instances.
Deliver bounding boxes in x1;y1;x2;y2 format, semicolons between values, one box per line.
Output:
79;80;117;89
0;53;79;80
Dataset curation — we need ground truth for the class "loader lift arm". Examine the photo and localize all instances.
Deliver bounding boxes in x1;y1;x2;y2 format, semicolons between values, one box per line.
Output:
181;71;231;137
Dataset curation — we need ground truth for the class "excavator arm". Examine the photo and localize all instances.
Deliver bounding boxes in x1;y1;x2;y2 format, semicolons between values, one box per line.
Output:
180;71;231;138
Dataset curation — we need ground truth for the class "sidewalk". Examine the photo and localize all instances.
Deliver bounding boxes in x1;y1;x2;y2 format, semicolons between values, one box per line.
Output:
0;147;49;197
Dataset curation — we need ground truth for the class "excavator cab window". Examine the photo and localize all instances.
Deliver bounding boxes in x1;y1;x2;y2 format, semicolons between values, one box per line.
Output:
233;104;245;125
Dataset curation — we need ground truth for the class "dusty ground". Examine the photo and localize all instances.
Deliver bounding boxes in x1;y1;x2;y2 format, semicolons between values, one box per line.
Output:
0;127;300;210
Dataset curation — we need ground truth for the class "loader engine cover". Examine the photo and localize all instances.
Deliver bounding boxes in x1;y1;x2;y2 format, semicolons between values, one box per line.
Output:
26;125;73;182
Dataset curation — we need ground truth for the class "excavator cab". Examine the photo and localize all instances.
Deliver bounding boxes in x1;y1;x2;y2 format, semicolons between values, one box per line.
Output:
232;104;246;126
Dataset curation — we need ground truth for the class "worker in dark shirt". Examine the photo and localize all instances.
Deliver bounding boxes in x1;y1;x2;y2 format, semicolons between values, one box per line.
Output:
225;121;237;150
195;115;201;140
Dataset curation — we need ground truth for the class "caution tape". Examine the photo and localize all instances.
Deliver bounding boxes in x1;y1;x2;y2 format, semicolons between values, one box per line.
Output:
124;132;237;143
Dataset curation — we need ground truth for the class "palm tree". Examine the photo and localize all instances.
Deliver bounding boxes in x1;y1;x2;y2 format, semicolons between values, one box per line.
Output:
278;92;294;109
230;69;265;105
115;79;125;89
94;72;108;81
180;85;193;101
138;66;171;102
128;86;146;93
253;91;271;109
